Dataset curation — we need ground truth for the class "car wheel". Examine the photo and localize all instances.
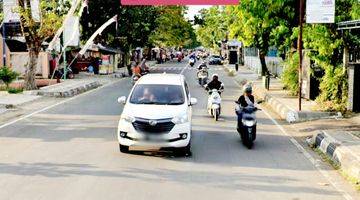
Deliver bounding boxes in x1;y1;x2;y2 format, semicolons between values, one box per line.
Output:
174;143;191;157
119;144;129;153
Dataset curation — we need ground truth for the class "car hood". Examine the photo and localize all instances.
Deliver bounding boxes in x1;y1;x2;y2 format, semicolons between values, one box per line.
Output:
122;103;187;119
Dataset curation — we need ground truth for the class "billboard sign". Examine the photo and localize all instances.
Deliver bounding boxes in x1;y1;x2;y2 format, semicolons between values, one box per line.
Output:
306;0;335;24
121;0;238;5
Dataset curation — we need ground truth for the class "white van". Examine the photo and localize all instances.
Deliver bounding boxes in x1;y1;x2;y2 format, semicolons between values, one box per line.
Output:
117;74;197;155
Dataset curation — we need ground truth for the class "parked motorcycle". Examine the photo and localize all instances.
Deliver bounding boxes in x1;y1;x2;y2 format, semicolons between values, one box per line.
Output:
235;102;260;149
206;89;223;121
197;67;208;87
54;67;74;80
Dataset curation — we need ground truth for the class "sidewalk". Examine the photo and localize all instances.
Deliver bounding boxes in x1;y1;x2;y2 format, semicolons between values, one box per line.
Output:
225;64;339;123
224;64;360;187
0;67;130;114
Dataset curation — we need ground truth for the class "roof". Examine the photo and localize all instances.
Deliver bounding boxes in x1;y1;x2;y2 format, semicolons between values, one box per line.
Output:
5;39;28;52
137;73;184;86
338;20;360;30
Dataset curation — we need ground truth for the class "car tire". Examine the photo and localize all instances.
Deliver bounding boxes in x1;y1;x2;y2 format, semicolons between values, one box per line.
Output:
175;143;191;157
119;144;129;153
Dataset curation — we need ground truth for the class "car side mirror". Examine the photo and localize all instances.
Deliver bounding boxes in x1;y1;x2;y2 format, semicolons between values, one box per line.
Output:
117;96;127;105
190;98;198;106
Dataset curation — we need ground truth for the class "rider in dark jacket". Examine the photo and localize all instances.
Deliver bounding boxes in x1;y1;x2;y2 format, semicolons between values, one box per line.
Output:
206;74;224;93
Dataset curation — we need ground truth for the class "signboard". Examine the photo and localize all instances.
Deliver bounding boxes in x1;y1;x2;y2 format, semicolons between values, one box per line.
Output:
306;0;335;24
3;0;40;22
121;0;238;5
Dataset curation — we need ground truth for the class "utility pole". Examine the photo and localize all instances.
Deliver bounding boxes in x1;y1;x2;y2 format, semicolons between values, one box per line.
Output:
2;23;6;66
298;0;304;111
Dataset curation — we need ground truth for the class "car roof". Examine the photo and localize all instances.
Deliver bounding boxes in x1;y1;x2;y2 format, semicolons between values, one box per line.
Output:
136;73;184;85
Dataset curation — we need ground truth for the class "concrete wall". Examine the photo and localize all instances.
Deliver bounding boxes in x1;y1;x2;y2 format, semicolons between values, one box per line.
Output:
244;56;283;76
9;52;50;79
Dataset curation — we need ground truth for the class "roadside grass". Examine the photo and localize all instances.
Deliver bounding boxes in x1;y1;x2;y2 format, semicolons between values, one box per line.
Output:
313;148;340;170
7;88;23;94
313;147;360;191
340;170;360;191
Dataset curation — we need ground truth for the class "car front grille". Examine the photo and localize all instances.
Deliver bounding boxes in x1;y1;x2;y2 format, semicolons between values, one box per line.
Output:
132;118;175;134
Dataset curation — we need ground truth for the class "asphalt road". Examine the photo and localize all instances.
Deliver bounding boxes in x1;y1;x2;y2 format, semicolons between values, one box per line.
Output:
0;60;358;200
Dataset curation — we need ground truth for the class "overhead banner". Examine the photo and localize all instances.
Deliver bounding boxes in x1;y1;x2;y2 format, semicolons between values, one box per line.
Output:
121;0;238;5
306;0;335;24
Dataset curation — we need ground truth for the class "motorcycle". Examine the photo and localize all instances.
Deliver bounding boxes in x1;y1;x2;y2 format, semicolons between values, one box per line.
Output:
189;58;195;67
197;67;208;87
131;74;141;85
206;88;223;121
235;102;260;149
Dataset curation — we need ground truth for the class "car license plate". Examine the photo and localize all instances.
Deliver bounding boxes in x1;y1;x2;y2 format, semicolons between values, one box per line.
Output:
145;135;163;142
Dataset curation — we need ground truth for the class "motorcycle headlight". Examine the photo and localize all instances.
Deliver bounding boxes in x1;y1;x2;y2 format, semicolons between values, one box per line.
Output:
242;119;256;127
171;114;188;124
121;114;135;123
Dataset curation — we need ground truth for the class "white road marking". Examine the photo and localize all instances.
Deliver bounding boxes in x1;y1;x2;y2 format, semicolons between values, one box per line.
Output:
0;79;123;130
232;79;354;200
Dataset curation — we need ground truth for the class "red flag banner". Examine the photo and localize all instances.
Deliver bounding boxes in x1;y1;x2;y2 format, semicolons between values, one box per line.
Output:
121;0;238;5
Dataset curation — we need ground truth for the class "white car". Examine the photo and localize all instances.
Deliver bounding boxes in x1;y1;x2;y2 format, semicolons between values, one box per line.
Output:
117;73;197;156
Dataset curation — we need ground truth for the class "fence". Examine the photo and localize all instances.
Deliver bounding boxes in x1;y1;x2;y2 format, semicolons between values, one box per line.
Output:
244;47;283;77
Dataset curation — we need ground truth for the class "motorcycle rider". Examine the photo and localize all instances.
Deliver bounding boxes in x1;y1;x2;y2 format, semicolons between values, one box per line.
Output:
132;62;142;77
197;61;208;70
206;74;224;94
139;58;149;74
236;84;255;121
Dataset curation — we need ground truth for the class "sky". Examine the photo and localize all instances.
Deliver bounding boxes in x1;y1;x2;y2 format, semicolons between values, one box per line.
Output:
185;5;212;20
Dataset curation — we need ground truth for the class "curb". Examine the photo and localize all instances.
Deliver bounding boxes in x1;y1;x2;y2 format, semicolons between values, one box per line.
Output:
35;81;101;98
311;131;360;182
223;64;340;123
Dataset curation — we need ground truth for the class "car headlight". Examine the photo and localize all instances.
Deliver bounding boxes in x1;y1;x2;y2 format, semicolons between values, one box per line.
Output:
121;114;135;123
242;119;256;127
171;114;189;124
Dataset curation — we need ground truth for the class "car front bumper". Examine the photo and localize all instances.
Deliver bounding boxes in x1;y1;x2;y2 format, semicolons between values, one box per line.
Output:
117;120;191;150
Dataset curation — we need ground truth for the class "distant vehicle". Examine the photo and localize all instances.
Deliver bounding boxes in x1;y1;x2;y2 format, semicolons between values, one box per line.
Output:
209;55;224;65
117;74;197;156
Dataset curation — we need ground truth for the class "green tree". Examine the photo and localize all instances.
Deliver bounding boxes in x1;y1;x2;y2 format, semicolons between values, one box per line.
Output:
149;6;198;48
80;2;160;53
298;0;360;111
227;0;297;76
17;0;67;90
196;6;227;51
0;0;3;22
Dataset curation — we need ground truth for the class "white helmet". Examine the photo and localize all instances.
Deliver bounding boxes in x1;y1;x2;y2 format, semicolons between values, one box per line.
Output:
243;84;253;93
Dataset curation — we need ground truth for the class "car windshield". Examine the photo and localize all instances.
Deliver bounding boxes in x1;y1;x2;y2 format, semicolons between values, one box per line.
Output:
130;84;185;105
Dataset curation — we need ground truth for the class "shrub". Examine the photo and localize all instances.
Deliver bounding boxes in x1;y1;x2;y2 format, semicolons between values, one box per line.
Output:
281;52;299;95
7;88;23;94
316;65;348;112
0;67;19;89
